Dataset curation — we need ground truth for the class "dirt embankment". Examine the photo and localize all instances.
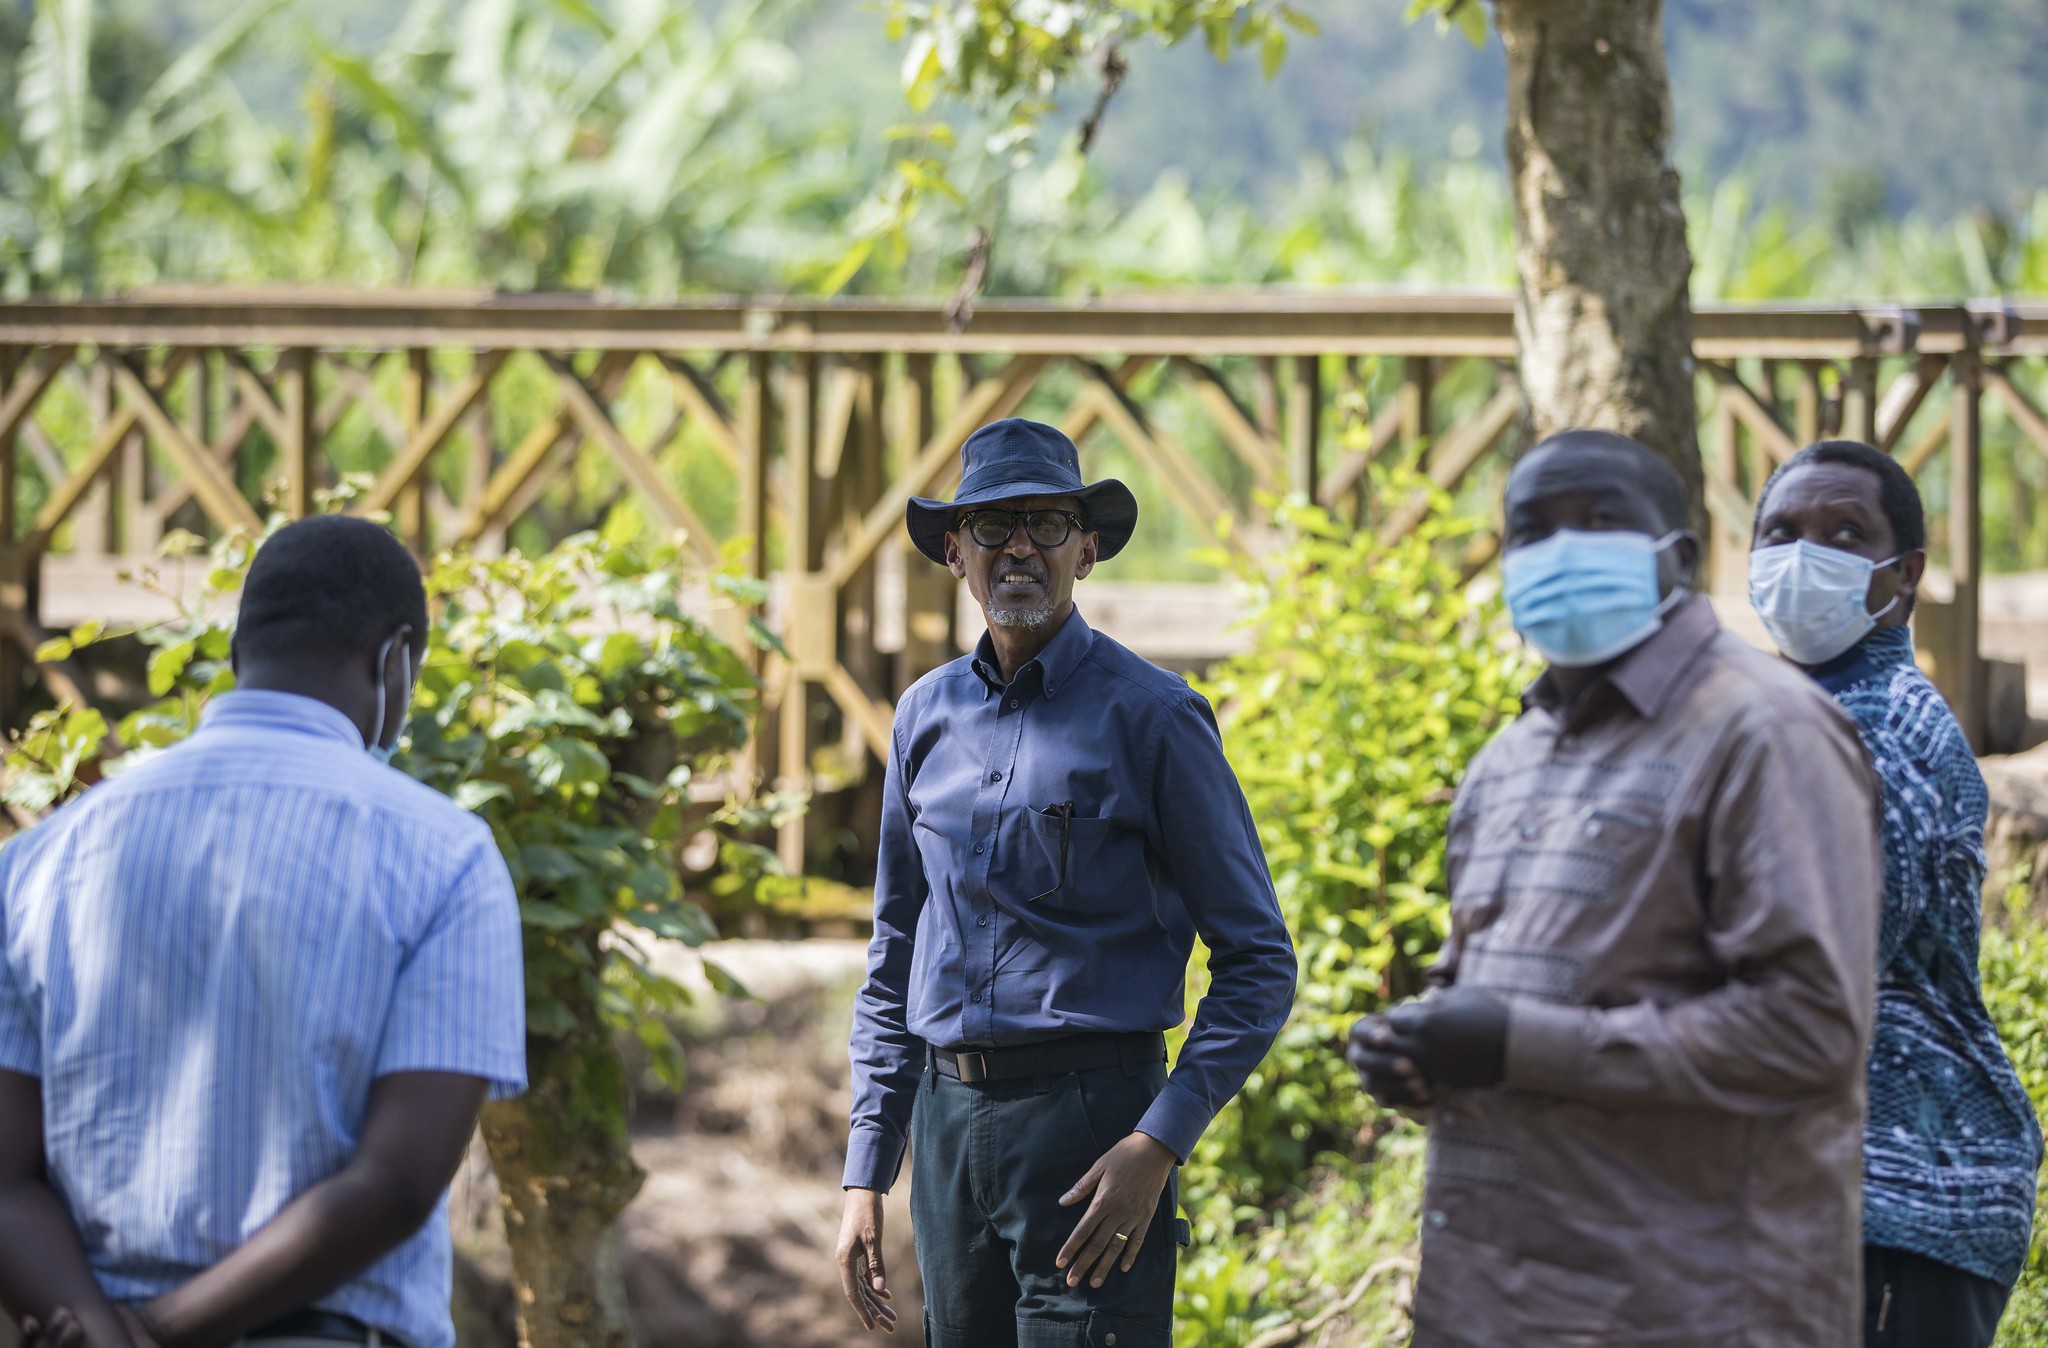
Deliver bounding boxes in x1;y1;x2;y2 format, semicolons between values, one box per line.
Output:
454;939;925;1348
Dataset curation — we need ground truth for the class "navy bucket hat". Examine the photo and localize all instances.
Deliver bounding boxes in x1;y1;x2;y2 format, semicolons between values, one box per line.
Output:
906;418;1139;565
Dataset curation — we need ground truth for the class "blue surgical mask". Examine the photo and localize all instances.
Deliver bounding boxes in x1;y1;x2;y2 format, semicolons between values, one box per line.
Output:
368;636;413;766
1502;529;1686;668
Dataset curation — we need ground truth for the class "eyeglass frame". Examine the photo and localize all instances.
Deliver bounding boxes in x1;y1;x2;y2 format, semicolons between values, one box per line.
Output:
954;508;1091;551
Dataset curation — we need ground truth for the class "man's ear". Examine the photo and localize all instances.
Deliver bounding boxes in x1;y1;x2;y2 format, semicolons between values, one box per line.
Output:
945;532;968;580
1667;532;1701;594
1896;549;1927;603
1073;532;1100;582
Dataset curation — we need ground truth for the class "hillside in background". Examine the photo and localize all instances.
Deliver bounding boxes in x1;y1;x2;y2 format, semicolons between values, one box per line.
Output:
59;0;2048;227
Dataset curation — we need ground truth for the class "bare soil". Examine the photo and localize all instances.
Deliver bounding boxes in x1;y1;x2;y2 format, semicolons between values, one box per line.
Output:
454;940;925;1348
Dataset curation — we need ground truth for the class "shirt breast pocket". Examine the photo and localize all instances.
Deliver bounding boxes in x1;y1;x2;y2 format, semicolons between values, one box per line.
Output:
1508;805;1660;908
1013;805;1137;914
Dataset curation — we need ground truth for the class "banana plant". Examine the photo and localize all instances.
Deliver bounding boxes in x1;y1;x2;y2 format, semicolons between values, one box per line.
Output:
0;0;285;294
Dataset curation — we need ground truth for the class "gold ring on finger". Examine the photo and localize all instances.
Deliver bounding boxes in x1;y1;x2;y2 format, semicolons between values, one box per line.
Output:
1111;1231;1129;1243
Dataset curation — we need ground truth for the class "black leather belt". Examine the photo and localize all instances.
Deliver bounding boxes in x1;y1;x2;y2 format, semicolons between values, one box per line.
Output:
930;1031;1166;1084
248;1310;408;1347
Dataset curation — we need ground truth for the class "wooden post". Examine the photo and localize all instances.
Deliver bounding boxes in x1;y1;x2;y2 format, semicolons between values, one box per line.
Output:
1711;388;1745;593
898;354;955;683
1253;356;1280;442
281;348;317;520
0;348;20;731
1843;356;1878;445
1949;354;1985;749
779;353;817;875
396;350;430;546
77;361;111;555
1794;361;1824;445
178;350;211;537
1287;355;1322;502
1400;355;1434;464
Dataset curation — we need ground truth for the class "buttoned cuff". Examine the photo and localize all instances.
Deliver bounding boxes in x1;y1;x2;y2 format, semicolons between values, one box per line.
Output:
1504;1000;1598;1096
842;1126;907;1193
1134;1081;1210;1163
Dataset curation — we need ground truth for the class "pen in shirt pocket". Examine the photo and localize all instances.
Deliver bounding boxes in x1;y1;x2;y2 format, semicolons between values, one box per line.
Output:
1037;801;1074;897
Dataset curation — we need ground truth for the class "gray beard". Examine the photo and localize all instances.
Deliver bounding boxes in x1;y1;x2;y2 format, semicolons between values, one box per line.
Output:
989;601;1055;630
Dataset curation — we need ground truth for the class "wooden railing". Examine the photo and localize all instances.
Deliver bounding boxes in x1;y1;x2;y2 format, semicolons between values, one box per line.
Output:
2;292;2044;867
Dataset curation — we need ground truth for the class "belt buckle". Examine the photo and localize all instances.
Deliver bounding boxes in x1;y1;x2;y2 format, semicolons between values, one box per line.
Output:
957;1051;991;1084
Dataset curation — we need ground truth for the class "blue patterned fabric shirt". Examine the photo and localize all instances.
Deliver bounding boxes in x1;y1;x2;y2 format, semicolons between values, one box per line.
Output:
0;691;527;1348
1810;625;2042;1285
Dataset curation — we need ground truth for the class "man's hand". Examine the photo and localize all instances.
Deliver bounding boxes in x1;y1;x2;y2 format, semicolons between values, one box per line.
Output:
835;1188;896;1334
20;1305;138;1348
1387;988;1510;1089
1346;1013;1433;1108
1056;1132;1176;1289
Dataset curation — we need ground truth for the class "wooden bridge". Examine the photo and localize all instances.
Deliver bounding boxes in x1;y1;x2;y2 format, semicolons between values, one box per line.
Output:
1;292;2044;869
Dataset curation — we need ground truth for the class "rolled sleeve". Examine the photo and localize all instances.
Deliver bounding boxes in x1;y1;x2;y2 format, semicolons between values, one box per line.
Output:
0;857;34;1077
0;966;35;1077
376;833;527;1099
1141;694;1296;1160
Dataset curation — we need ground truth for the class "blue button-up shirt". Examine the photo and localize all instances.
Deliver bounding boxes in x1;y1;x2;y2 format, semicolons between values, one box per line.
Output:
844;608;1295;1191
0;691;527;1348
1812;626;2043;1285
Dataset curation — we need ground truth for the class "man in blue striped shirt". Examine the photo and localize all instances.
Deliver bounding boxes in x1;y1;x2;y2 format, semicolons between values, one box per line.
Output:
0;517;526;1348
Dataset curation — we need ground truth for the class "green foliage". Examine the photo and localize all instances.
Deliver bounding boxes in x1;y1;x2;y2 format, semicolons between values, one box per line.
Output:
1982;894;2048;1346
2;0;863;295
0;518;772;1102
1183;468;1530;1225
1176;1127;1423;1348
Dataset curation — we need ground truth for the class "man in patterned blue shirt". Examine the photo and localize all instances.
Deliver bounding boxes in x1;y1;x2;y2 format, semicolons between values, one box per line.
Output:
1751;439;2042;1348
0;517;526;1348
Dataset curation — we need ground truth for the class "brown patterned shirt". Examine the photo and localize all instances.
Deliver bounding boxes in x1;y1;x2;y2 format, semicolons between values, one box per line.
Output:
1411;597;1881;1348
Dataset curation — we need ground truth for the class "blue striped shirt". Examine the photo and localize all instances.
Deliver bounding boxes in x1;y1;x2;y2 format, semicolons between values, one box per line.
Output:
0;690;526;1348
1811;626;2042;1285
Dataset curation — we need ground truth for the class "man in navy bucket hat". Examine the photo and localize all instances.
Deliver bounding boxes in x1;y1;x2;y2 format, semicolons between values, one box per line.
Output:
835;418;1296;1347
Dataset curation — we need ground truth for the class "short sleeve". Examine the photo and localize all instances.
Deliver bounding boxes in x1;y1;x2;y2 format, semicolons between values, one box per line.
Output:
0;850;37;1076
376;833;527;1099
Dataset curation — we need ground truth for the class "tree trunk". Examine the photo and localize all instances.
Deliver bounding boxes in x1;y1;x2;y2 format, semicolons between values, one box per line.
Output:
480;1008;645;1348
1494;0;1702;514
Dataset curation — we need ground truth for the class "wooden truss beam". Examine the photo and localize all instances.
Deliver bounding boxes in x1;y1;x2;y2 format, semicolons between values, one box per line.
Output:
827;354;1050;591
543;352;721;566
354;350;507;515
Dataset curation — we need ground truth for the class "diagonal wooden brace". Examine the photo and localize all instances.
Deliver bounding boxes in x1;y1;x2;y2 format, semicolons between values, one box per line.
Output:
543;352;720;566
354;350;507;515
828;354;1050;591
0;345;78;446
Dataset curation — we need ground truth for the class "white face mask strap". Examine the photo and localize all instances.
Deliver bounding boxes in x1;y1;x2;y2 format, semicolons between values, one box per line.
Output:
1649;531;1691;617
372;635;398;751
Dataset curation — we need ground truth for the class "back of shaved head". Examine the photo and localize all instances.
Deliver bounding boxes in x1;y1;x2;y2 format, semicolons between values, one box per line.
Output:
1510;430;1691;535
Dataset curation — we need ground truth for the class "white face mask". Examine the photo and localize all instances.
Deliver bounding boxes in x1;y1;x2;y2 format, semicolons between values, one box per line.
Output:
1748;540;1900;666
369;636;414;766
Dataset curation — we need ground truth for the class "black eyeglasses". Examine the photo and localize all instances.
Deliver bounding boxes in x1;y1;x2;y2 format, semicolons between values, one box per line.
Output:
958;509;1088;550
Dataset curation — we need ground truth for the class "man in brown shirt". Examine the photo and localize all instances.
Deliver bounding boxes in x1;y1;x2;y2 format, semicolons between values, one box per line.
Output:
1349;430;1881;1347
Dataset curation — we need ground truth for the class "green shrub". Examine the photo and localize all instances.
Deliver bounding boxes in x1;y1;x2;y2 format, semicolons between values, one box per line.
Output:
1983;897;2048;1347
1;515;778;1343
1184;477;1529;1222
1166;472;1527;1344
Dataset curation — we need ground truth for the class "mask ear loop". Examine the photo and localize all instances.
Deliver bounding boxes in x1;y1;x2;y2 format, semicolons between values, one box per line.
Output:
1648;531;1694;618
371;635;396;751
1865;555;1904;625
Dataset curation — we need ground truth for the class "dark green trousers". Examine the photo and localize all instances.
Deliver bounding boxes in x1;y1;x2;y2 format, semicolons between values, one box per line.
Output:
910;1057;1182;1348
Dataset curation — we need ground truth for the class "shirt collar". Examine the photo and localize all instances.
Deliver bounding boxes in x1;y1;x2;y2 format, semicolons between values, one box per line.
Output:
969;605;1096;700
1523;594;1721;721
201;689;366;749
1806;623;1914;695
